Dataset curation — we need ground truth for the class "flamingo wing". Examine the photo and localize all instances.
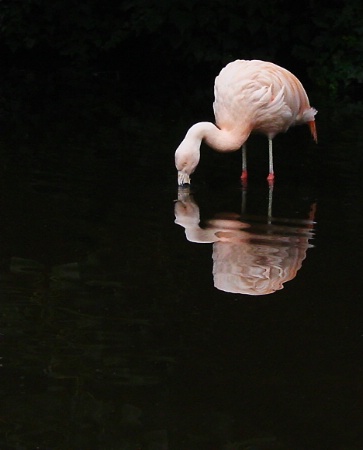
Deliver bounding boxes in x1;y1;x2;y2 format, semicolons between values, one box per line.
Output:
213;60;316;138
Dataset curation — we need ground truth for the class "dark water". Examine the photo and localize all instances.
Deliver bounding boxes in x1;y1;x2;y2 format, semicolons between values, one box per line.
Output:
0;72;363;450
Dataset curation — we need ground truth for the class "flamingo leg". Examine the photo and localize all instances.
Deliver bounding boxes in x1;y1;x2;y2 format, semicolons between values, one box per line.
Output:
267;182;273;224
241;144;248;181
267;138;274;184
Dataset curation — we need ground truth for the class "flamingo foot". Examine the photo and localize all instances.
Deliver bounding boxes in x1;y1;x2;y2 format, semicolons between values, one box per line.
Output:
267;172;274;189
241;170;248;180
240;170;248;188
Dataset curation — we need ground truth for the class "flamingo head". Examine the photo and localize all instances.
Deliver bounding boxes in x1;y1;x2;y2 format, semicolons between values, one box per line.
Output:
175;137;201;186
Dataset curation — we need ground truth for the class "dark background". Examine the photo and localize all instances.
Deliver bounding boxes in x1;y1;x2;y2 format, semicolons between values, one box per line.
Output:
1;3;363;450
1;0;362;97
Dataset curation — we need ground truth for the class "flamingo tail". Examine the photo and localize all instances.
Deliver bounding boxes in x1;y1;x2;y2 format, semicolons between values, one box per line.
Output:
308;120;317;143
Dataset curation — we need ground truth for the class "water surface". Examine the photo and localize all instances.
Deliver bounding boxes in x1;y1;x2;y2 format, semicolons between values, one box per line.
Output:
0;72;363;450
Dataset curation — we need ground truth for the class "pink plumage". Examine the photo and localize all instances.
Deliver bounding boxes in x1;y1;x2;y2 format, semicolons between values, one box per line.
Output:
175;59;317;185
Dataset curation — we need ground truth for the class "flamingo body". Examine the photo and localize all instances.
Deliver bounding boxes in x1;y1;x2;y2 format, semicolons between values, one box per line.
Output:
175;59;317;185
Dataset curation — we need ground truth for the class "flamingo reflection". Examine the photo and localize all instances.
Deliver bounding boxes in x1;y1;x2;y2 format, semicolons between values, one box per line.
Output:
175;187;315;296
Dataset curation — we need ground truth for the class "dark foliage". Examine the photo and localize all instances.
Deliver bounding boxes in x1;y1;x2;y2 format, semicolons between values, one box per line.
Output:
1;0;363;93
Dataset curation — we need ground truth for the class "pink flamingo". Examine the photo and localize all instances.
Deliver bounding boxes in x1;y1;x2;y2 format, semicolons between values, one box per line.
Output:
175;59;317;185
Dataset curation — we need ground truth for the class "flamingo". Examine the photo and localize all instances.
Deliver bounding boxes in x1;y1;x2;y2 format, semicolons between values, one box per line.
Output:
174;189;316;295
175;59;317;185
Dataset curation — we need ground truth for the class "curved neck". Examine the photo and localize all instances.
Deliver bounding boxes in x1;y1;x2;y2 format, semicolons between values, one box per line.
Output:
187;122;251;152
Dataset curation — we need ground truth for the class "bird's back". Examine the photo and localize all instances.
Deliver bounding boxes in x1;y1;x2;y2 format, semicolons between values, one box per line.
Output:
213;60;316;138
